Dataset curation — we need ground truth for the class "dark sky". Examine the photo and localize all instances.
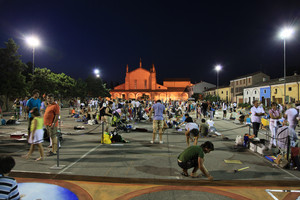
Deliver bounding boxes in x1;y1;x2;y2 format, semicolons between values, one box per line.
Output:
0;0;300;86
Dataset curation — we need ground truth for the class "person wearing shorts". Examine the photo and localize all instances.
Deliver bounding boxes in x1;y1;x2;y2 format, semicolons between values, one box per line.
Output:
150;100;165;144
177;141;214;180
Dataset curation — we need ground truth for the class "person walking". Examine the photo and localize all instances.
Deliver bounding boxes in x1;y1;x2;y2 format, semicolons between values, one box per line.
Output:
250;100;265;138
44;94;60;156
23;108;45;161
150;100;166;144
177;141;214;180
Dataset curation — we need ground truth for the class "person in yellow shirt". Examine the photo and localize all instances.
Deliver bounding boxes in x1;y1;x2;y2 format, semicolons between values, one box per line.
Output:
23;108;45;161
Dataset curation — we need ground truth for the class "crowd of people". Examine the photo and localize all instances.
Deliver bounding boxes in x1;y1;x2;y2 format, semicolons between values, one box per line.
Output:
1;93;300;190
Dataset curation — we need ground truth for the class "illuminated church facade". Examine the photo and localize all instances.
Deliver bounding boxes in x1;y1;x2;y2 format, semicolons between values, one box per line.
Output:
110;60;192;101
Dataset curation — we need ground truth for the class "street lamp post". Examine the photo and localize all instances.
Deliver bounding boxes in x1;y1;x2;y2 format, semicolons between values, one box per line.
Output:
279;27;294;104
215;65;222;105
26;36;40;75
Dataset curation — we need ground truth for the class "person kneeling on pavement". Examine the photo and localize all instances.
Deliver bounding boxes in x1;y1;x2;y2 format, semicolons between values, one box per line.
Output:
177;141;214;180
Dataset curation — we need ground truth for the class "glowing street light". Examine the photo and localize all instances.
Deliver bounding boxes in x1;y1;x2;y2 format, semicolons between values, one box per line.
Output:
278;27;294;103
26;36;40;75
94;69;100;78
215;65;222;104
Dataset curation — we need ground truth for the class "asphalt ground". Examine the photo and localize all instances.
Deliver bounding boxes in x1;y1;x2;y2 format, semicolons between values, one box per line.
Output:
1;109;300;199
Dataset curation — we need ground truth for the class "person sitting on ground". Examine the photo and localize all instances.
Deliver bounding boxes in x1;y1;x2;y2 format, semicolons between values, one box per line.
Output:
178;114;191;127
199;119;209;137
70;107;76;117
0;156;20;200
185;117;200;146
177;141;214;180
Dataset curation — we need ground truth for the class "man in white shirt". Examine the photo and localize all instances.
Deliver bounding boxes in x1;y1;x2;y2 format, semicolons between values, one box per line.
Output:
185;117;200;146
250;100;265;138
284;103;298;130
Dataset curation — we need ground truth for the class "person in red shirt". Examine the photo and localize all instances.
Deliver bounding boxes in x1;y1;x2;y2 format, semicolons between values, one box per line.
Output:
44;94;60;156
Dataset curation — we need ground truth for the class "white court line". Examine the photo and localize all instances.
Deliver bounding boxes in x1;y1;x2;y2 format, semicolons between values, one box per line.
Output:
12;170;52;174
58;143;102;174
266;190;278;200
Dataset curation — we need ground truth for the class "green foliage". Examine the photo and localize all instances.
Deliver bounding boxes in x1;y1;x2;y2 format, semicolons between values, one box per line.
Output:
238;103;251;109
0;39;111;110
203;94;219;102
85;76;111;98
191;93;202;101
0;39;27;110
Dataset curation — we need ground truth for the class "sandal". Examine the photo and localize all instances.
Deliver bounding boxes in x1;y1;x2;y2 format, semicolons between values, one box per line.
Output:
22;154;30;159
181;172;189;177
190;173;201;178
35;157;44;161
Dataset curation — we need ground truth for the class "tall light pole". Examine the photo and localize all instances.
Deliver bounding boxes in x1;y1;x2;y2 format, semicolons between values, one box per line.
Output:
215;65;222;104
279;27;294;104
26;36;40;75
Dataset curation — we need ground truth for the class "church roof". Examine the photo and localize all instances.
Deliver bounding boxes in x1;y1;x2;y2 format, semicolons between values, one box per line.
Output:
163;78;191;82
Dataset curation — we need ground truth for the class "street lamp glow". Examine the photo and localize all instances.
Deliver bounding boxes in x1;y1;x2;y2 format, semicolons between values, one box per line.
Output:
214;64;222;104
26;36;40;47
96;74;100;78
94;69;100;74
215;65;222;71
279;27;294;40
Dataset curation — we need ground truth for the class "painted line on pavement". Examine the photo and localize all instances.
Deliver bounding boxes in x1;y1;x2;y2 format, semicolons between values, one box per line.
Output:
12;170;52;174
58;143;102;175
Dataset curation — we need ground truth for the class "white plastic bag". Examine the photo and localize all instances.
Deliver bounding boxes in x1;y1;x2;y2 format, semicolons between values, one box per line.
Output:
235;135;243;146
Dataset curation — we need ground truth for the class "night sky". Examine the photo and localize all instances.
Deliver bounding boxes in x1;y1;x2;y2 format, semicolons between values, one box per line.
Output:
0;0;300;87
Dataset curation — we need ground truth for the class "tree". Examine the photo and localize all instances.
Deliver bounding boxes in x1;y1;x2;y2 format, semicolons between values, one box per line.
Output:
191;93;201;101
30;68;56;96
73;78;87;99
0;39;27;110
85;76;111;98
204;94;219;103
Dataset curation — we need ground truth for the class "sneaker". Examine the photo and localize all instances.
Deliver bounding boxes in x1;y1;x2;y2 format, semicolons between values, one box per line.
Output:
47;151;57;156
150;141;154;144
159;141;163;144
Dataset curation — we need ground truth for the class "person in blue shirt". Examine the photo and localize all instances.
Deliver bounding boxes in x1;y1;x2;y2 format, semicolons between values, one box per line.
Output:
26;89;41;138
150;100;166;144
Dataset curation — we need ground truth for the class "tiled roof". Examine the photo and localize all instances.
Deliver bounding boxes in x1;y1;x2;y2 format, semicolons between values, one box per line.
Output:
244;75;300;89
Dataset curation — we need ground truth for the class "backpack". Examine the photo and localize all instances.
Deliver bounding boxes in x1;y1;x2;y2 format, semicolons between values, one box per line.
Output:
1;119;6;125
